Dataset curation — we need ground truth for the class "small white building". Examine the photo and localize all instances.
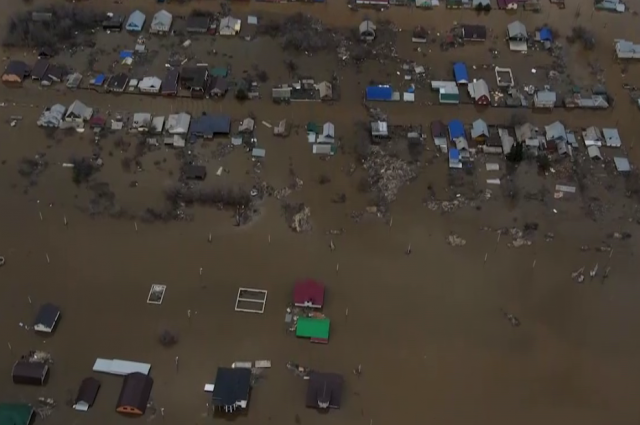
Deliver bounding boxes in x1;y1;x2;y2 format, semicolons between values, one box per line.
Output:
534;90;556;108
219;17;241;36
138;76;162;94
132;113;152;131
602;128;622;147
615;39;640;59
166;113;191;135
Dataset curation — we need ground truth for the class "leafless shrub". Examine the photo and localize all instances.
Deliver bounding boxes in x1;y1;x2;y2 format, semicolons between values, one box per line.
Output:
567;26;595;50
164;183;252;209
3;5;103;49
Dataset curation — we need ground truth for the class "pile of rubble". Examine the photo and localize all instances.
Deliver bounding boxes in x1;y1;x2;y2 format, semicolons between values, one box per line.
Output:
283;202;312;233
363;146;417;206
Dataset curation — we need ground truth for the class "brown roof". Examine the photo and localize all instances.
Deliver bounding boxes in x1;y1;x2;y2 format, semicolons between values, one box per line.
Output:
116;372;153;414
305;372;344;409
431;120;447;138
4;60;29;78
75;377;101;406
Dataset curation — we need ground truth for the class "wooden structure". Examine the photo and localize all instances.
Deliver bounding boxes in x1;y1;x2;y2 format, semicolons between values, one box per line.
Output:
116;373;153;415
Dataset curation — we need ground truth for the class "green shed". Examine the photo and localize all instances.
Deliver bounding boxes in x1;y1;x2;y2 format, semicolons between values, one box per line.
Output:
296;317;330;343
0;403;34;425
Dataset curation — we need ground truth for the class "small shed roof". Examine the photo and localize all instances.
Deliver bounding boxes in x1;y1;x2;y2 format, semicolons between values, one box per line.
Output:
453;62;469;83
116;373;153;414
126;10;146;31
294;279;325;308
587;145;602;160
212;367;251;407
74;377;101;410
468;79;489;100
359;20;376;34
507;21;527;38
34;303;60;332
614;157;630;172
471;119;489;139
539;27;553;41
448;119;465;139
602;128;621;147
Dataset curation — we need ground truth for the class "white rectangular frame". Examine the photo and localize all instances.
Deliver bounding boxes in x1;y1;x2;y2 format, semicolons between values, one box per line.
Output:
235;287;268;313
147;284;167;305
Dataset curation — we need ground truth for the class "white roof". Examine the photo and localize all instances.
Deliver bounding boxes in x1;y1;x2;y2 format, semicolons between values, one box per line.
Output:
37;104;66;127
167;113;191;134
139;76;162;90
602;128;621;147
507;21;527;37
614;157;630;172
468;79;489;99
93;358;151;376
126;10;146;30
471;119;488;139
151;116;165;133
220;16;241;33
587;145;602;159
151;10;172;30
132;113;152;128
66;100;93;120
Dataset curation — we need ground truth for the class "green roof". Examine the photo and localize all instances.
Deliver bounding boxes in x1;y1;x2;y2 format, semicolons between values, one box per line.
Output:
210;67;228;77
306;122;320;133
296;317;330;340
0;404;33;425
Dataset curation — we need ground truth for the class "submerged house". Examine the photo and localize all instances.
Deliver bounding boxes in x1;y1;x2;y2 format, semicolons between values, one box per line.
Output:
150;10;172;34
431;81;460;104
189;114;231;139
359;20;376;41
116;373;153;415
306;372;344;409
2;60;29;86
219;16;241;36
468;79;490;105
211;367;251;413
65;100;93;122
431;120;449;152
453;62;469;84
125;10;146;32
507;21;527;51
470;118;489;142
615;39;640;59
533;90;557;108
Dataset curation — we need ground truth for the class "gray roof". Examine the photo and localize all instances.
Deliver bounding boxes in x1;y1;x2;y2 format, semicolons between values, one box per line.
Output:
602;128;621;147
507;21;527;38
65;100;92;120
587;145;602;159
472;0;490;5
126;10;146;30
167;113;191;134
151;10;172;31
359;20;376;35
545;121;566;142
614;157;630;172
322;122;335;138
535;90;556;103
37;104;66;127
471;119;489;139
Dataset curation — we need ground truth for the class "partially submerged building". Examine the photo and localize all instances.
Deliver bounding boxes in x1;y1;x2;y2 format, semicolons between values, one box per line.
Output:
359;20;376;41
103;14;124;31
306;372;344;409
116;373;153;415
150;10;172;34
533;90;557;108
65;100;93;122
161;68;179;96
468;79;490;105
189;114;231;139
12;360;49;385
125;10;146;32
461;24;487;41
293;279;325;309
219;17;241;36
615;39;640;59
180;67;209;97
431;120;448;152
132;113;152;131
431;81;460;104
603;127;622;147
73;377;101;412
166;113;191;135
2;60;29;86
33;303;61;333
138;76;162;94
470;118;489;142
453;62;469;84
186;15;212;33
211;367;251;413
507;20;528;51
106;73;129;93
37;104;66;128
31;58;49;81
0;404;34;425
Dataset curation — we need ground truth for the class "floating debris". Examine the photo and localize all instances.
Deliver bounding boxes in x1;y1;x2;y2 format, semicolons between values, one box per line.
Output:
447;234;466;247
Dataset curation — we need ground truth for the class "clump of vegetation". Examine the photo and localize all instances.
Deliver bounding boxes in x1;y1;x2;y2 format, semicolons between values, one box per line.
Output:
506;142;524;163
567;26;595;50
536;154;551;172
158;329;179;347
71;158;97;185
3;5;103;49
164;184;252;209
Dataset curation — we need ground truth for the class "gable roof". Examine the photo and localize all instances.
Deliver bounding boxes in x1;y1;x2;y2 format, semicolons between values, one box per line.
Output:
448;119;465;139
151;10;172;30
471;119;489;138
116;373;153;414
126;10;146;30
212;367;251;407
507;21;527;37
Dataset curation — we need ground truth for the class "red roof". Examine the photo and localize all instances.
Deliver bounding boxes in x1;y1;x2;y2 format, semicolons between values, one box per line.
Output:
293;279;325;308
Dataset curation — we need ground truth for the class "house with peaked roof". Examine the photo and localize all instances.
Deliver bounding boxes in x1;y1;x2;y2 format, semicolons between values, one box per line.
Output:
507;21;527;51
125;10;146;32
453;62;469;84
468;79;490;105
359;20;376;41
306;372;344;409
65;100;93;122
150;10;172;34
471;119;489;142
212;367;251;413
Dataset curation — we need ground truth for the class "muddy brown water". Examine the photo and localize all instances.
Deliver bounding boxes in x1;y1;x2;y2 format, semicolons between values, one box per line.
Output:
1;1;640;424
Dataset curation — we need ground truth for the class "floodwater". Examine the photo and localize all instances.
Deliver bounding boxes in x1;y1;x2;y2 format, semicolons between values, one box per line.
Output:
1;1;640;424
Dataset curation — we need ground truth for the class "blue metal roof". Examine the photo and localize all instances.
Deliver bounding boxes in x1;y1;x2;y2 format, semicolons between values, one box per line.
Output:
539;27;553;42
448;120;465;139
449;149;460;161
453;62;469;84
366;85;393;101
189;114;231;137
93;74;106;85
119;50;133;59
